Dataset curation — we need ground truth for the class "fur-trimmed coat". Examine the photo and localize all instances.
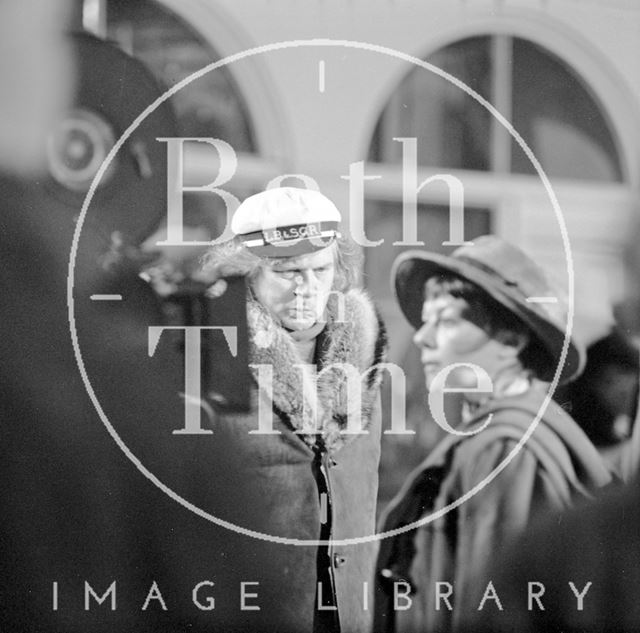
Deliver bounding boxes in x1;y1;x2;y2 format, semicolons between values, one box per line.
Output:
204;288;387;633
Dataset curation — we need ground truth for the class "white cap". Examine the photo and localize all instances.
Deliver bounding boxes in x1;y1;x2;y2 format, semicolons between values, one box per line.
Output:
231;187;341;257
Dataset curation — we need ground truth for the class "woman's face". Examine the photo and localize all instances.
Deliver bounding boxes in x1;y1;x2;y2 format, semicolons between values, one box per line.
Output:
251;245;336;331
413;294;519;391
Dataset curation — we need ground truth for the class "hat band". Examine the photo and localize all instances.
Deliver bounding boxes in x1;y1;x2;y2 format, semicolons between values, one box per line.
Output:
453;255;561;322
454;255;527;297
240;221;340;249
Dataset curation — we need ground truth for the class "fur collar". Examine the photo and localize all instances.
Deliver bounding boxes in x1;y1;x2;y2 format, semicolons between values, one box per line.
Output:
247;289;387;453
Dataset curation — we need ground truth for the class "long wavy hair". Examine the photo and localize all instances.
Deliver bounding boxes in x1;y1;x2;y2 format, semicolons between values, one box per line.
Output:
201;234;362;292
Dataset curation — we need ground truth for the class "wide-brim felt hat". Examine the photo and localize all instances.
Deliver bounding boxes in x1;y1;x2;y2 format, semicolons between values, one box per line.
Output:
392;235;585;384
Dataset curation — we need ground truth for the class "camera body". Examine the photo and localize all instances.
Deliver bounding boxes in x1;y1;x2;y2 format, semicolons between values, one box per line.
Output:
161;275;251;414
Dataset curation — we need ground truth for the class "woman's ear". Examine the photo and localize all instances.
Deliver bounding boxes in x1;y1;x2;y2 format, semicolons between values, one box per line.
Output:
496;329;530;357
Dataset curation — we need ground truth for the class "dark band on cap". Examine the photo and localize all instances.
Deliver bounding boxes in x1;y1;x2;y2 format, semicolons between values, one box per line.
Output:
240;221;340;249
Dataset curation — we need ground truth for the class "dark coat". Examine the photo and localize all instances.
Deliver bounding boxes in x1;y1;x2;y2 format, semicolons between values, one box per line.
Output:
196;289;388;633
469;479;640;633
374;385;612;633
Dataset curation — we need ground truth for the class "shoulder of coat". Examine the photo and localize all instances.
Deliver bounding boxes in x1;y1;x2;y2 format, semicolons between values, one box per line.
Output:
341;287;387;361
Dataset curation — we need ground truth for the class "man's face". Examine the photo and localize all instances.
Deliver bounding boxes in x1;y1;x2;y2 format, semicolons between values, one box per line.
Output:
251;245;336;331
413;294;513;390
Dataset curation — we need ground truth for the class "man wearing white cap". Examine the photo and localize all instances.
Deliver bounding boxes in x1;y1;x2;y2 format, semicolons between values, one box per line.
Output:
201;186;387;633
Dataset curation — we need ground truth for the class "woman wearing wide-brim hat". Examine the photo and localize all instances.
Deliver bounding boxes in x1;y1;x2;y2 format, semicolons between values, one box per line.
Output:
374;235;612;633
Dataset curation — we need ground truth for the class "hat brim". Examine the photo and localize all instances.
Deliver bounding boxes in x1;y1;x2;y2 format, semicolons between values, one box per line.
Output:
392;251;584;385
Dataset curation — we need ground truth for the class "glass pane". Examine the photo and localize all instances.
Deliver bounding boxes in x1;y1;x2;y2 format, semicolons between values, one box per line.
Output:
361;202;492;508
368;36;492;171
107;0;256;152
511;38;622;182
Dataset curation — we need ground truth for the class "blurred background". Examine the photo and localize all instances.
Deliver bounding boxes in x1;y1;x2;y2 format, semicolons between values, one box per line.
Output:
1;3;640;625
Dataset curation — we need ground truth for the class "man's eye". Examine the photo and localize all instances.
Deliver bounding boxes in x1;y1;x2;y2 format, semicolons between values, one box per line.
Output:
275;270;296;279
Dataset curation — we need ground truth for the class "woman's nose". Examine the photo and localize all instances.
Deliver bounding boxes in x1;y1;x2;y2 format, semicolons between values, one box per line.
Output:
413;322;435;348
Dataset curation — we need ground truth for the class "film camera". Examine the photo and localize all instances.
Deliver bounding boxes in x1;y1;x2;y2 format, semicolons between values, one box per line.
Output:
45;31;251;418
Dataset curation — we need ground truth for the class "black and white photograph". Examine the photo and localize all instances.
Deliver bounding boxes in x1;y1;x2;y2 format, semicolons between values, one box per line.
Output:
1;1;640;631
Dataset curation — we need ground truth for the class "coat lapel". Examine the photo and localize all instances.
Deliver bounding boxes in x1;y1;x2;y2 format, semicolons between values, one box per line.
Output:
246;288;386;453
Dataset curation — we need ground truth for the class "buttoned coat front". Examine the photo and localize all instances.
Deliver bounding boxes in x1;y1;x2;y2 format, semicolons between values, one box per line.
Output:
192;288;387;633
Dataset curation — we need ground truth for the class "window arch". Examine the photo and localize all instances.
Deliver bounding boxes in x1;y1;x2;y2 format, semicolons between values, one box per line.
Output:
92;0;261;241
368;35;624;183
105;0;256;152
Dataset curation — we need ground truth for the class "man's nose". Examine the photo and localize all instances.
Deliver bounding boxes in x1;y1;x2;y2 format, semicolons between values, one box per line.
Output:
294;270;317;295
413;322;435;348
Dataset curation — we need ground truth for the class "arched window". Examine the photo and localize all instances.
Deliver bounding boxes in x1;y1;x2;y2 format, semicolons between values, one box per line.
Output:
81;0;260;241
106;0;255;152
368;35;623;182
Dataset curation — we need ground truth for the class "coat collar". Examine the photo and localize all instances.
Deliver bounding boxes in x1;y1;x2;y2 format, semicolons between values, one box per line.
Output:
246;288;387;453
